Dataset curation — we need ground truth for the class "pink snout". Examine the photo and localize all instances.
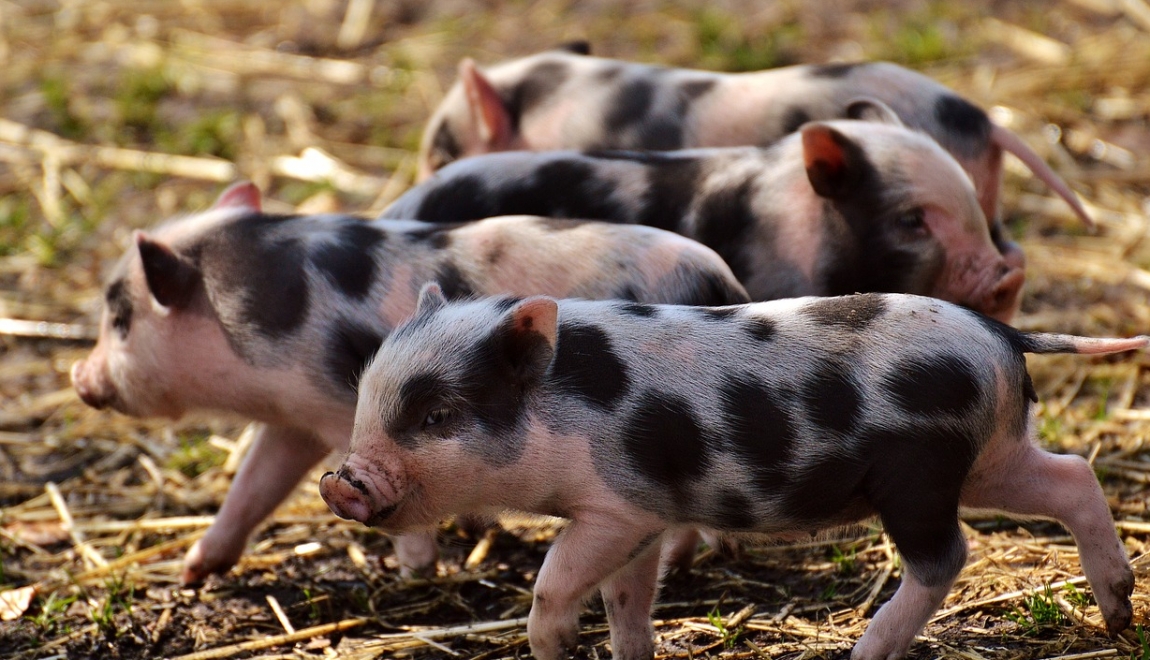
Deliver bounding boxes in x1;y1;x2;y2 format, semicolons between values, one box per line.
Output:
70;358;116;410
976;264;1026;324
319;465;397;527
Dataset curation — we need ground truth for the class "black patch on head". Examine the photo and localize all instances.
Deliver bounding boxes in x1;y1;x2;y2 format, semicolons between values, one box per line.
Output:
934;94;991;145
884;354;981;417
506;61;571;130
809;63;860;78
714;488;756;530
198;213;310;341
617;301;657;317
105;278;134;339
638;156;702;233
310;221;385;300
550;322;630;409
801;360;861;435
324;320;385;396
743;317;776;342
679;78;717;101
454;323;544;447
429;122;463;170
621;390;710;490
693;178;759;283
782;107;812;134
389;372;451;447
720;374;795;495
804;294;886;331
435;261;474;300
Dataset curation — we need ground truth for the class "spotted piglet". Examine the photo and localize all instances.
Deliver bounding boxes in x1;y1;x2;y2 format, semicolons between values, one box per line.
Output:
70;182;749;585
323;286;1140;659
387;118;1027;321
420;48;1094;249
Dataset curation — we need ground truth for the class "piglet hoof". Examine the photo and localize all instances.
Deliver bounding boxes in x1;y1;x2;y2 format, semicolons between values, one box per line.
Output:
1102;572;1135;635
393;530;440;578
181;538;238;586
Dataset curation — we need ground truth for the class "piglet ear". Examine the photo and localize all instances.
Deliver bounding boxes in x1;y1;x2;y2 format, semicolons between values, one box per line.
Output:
211;181;262;212
135;232;201;309
415;282;448;316
501;297;559;385
458;58;514;150
802;123;865;199
845;97;904;127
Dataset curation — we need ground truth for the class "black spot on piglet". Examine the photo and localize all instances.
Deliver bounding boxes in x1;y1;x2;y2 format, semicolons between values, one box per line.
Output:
884;354;981;416
551;323;630;409
621;391;710;489
325;320;386;395
804;294;886;331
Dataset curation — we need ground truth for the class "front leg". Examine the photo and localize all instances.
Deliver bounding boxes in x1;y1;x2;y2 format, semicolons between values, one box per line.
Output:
183;423;329;585
528;517;665;660
601;532;664;660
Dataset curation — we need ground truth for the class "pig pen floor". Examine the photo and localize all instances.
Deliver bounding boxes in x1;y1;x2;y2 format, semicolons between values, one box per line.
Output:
4;1;1150;658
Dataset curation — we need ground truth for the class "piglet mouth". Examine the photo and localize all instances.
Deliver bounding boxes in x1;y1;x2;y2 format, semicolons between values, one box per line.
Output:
319;466;399;527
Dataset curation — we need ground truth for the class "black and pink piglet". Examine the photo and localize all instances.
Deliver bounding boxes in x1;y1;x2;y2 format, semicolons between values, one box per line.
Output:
323;285;1142;660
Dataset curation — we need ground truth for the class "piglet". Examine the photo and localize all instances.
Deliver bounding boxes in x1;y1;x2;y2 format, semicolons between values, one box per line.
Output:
70;182;748;585
420;48;1094;250
388;118;1027;322
324;285;1140;659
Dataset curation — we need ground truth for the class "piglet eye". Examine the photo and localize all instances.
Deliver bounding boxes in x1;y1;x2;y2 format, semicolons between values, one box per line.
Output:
424;408;452;428
896;209;926;232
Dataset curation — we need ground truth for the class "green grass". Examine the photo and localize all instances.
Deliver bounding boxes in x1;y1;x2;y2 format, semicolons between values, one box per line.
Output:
705;602;740;649
692;7;801;72
166;431;227;478
1005;584;1065;634
30;591;78;636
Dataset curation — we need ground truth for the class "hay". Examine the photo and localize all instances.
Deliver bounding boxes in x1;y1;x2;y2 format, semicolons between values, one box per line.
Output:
1;0;1149;658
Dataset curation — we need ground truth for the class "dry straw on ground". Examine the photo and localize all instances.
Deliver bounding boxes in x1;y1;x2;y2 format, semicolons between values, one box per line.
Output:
2;1;1150;658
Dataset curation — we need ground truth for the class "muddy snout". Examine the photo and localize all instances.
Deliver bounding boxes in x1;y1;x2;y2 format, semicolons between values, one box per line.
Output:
319;466;396;526
70;358;115;410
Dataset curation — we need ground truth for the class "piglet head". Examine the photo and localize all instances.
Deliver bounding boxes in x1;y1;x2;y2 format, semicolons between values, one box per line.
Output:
71;182;261;417
417;59;527;181
323;284;559;530
801;121;1025;323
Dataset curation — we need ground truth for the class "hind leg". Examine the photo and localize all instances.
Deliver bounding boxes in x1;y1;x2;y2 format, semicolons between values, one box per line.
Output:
962;442;1133;633
852;507;966;659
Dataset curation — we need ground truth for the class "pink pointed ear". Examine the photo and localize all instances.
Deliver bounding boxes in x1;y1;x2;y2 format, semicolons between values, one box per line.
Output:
415;282;447;316
500;296;558;385
211;181;261;212
135;232;201;309
458;58;514;150
801;123;864;199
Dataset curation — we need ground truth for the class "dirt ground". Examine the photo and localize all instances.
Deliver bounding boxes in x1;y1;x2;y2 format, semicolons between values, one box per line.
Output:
2;1;1150;658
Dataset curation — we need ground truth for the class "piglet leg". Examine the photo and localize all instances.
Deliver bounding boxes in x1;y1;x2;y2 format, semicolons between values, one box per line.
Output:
528;519;665;660
962;441;1134;634
601;532;664;660
183;424;329;585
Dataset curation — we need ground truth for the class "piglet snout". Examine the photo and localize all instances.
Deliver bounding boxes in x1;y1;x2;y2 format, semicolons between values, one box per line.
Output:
319;464;399;526
71;359;114;409
978;264;1026;323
